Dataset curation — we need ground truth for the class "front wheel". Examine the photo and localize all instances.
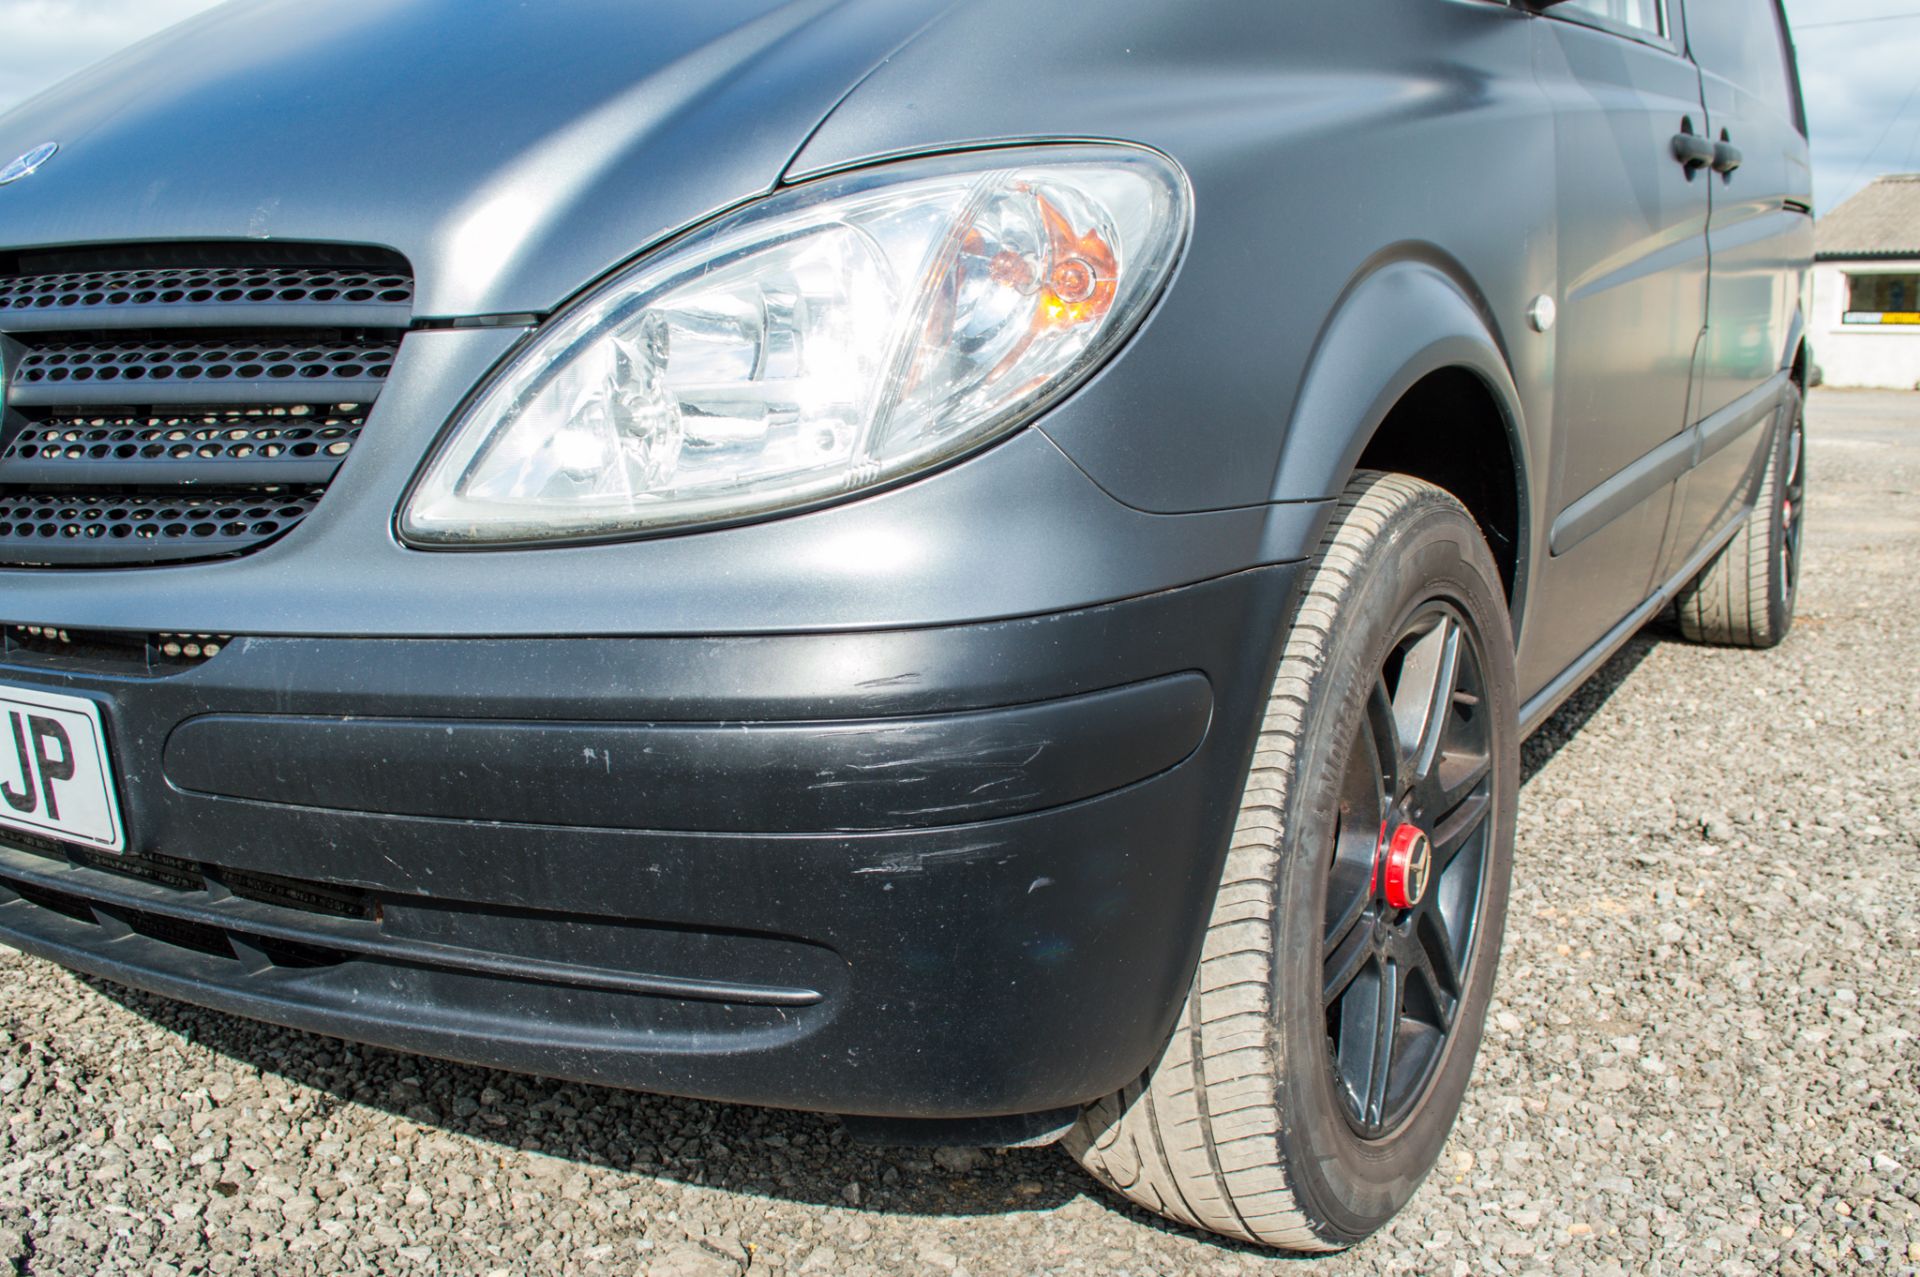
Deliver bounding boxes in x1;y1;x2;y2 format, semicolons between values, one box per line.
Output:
1066;472;1519;1251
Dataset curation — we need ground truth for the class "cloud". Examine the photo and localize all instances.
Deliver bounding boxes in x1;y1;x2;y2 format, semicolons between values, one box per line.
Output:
0;0;226;118
1784;0;1920;211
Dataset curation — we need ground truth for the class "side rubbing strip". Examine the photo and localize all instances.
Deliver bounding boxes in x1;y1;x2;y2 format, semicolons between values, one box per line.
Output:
1697;373;1789;464
1550;430;1692;556
1550;372;1789;557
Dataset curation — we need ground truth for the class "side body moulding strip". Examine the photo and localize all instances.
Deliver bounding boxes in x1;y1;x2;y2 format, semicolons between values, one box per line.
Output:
1521;498;1752;736
1549;371;1788;557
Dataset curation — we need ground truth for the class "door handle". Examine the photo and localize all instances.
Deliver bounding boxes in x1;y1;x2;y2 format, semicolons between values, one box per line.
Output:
1712;130;1742;175
1671;121;1714;174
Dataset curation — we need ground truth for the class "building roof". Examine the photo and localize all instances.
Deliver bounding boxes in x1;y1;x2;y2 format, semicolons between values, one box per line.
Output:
1817;174;1920;260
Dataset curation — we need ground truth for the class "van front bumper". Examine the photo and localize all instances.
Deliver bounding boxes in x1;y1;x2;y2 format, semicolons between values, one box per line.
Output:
0;566;1297;1120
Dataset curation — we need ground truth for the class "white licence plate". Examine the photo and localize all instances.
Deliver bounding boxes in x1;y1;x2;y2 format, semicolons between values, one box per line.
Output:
0;684;125;853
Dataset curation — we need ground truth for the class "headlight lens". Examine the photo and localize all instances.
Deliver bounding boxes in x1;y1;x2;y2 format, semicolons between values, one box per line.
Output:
401;146;1190;544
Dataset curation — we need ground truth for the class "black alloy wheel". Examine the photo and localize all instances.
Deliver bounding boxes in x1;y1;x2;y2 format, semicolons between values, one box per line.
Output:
1322;603;1495;1138
1778;402;1805;610
1068;473;1519;1251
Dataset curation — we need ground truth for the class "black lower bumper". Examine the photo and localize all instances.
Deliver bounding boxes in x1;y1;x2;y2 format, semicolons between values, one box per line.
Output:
0;566;1297;1119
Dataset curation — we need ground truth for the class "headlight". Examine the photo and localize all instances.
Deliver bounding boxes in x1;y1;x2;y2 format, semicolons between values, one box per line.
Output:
401;145;1190;545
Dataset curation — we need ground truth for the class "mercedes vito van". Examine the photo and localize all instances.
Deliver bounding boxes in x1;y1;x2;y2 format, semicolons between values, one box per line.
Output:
0;0;1810;1248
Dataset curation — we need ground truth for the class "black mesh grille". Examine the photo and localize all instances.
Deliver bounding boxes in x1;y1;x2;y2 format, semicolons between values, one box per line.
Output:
9;339;394;405
0;490;323;565
216;866;379;921
1;406;367;486
69;846;203;892
0;266;413;312
2;622;229;674
6;880;98;924
0;264;413;332
106;905;238;959
0;242;411;568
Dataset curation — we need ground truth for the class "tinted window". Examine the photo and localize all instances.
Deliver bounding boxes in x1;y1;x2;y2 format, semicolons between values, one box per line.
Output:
1562;0;1664;35
1685;0;1799;122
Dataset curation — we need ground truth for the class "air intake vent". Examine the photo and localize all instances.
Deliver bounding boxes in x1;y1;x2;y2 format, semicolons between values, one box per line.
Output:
1;406;367;487
0;243;411;569
0;490;324;565
8;339;395;407
3;622;230;674
0;265;414;332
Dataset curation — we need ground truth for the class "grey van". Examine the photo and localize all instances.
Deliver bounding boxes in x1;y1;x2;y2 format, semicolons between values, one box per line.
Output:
0;0;1810;1249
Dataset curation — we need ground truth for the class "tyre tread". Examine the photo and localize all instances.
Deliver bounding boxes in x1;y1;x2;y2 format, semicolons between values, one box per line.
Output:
1675;385;1799;648
1065;471;1469;1252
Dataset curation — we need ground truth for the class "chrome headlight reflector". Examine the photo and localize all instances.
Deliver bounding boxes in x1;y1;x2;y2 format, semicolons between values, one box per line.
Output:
402;146;1190;544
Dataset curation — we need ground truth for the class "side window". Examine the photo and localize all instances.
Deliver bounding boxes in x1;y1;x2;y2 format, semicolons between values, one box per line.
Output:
1684;0;1801;125
1560;0;1664;35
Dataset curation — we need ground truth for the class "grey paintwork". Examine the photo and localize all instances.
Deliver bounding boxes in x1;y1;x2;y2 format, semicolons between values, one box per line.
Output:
0;0;1810;709
0;0;1816;1124
0;0;955;316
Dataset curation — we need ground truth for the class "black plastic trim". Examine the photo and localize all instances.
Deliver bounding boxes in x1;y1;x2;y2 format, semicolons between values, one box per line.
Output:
1550;372;1789;556
0;842;825;1006
161;673;1213;833
0;302;410;334
7;376;391;410
0;457;341;488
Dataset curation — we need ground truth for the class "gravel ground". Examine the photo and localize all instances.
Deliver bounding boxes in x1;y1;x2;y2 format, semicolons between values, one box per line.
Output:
0;389;1915;1276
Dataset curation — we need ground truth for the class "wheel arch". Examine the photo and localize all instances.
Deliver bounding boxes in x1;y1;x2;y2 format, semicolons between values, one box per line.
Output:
1784;309;1809;387
1266;253;1535;633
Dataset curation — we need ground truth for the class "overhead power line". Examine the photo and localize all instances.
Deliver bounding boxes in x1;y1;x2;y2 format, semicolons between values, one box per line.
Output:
1841;70;1920;198
1798;12;1920;29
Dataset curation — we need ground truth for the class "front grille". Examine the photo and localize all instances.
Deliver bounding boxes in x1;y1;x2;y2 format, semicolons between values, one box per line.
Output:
0;265;413;332
2;406;366;486
5;833;374;920
0;833;832;1013
2;833;367;969
0;489;324;565
0;243;411;569
3;623;230;674
8;338;394;406
215;865;379;920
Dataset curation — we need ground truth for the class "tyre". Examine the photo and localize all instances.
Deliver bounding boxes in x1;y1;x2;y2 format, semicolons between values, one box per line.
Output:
1673;382;1805;648
1066;472;1519;1251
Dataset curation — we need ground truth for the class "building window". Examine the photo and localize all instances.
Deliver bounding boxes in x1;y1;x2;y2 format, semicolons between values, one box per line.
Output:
1845;273;1920;324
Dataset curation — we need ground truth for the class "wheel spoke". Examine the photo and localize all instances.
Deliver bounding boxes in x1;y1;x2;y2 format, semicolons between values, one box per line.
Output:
1362;960;1402;1125
1412;910;1464;1013
1366;674;1402;794
1428;787;1492;871
1392;617;1461;786
1323;912;1375;1006
1421;752;1492;842
1324;871;1373;956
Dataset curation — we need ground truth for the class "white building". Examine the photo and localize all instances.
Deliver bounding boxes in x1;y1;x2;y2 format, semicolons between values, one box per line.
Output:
1812;174;1920;390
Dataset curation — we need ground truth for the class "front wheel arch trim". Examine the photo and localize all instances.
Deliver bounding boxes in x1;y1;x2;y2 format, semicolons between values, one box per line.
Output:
1265;257;1536;639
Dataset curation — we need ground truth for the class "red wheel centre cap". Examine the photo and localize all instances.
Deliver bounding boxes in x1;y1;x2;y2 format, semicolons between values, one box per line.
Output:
1382;824;1433;911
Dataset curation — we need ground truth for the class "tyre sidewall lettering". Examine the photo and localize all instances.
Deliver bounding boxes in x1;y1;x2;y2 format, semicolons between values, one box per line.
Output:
1276;499;1519;1241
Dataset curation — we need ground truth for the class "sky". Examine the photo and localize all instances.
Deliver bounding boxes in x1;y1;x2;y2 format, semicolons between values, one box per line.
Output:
0;0;1913;216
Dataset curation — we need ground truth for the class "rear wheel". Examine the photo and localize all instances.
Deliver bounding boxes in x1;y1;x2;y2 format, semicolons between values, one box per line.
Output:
1066;472;1519;1250
1674;382;1804;648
